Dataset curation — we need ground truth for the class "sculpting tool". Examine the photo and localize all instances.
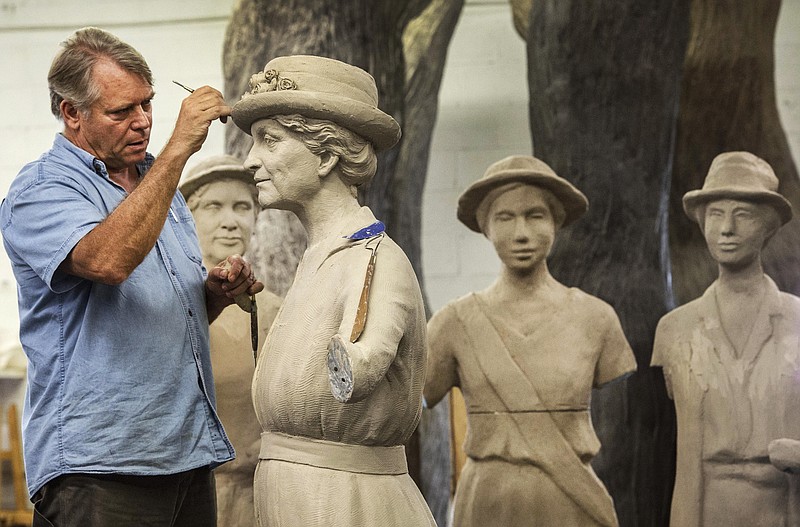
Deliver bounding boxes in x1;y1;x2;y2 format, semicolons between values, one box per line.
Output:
172;80;194;93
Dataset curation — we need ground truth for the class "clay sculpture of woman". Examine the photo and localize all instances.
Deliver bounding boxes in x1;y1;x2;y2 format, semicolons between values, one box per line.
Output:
179;155;282;527
424;155;637;527
651;151;800;526
231;56;435;526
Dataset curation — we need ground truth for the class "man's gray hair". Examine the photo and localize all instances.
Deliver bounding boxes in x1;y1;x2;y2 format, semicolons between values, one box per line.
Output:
48;27;153;119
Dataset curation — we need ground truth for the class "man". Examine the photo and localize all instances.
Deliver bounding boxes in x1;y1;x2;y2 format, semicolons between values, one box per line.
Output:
180;155;282;527
0;27;261;527
652;151;800;526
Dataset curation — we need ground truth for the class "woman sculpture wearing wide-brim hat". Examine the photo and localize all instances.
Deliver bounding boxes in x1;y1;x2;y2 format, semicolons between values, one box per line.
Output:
424;155;636;527
232;55;435;526
652;151;800;526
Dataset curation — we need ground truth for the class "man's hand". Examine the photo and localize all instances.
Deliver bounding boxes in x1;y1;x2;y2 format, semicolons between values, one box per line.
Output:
168;86;232;158
205;254;264;322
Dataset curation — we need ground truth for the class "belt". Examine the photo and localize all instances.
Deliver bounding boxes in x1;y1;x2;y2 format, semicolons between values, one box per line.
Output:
259;432;408;475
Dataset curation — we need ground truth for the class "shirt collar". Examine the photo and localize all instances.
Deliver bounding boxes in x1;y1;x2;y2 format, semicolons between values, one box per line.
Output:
53;133;154;179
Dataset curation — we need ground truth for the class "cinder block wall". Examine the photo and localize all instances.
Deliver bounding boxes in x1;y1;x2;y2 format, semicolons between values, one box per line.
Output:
1;0;799;323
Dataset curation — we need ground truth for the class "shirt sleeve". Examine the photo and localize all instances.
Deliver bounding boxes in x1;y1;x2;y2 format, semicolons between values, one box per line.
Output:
593;303;638;388
423;304;460;408
2;174;107;293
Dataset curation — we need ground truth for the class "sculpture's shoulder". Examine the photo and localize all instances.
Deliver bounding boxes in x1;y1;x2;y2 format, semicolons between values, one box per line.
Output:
778;290;800;319
651;297;704;368
566;287;622;324
429;293;474;328
657;297;703;336
378;235;412;270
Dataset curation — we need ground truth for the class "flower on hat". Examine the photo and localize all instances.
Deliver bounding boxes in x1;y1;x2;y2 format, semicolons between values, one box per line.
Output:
246;69;297;96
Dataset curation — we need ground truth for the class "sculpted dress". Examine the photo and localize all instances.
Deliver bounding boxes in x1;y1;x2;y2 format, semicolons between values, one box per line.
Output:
652;276;800;527
425;288;636;527
251;207;435;527
210;290;281;527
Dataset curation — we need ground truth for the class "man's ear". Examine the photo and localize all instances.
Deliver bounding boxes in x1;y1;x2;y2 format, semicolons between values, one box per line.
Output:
60;100;82;132
317;153;339;178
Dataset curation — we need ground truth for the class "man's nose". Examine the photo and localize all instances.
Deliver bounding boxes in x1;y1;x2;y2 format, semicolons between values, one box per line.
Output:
130;105;151;130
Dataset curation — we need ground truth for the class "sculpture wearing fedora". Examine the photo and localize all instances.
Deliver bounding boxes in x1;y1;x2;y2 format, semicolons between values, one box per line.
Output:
180;155;282;527
424;155;636;527
231;55;435;527
652;151;800;526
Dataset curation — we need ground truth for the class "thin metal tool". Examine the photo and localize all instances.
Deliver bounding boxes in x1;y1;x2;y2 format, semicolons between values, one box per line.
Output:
172;80;194;93
250;294;258;365
349;233;384;343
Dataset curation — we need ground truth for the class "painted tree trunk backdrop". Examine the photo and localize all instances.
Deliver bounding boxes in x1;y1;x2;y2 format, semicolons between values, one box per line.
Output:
222;0;464;523
526;2;689;525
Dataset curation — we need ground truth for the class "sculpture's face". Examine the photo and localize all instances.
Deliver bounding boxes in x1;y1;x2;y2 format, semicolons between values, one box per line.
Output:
702;198;773;269
66;60;153;171
193;179;257;266
245;118;322;211
485;185;557;274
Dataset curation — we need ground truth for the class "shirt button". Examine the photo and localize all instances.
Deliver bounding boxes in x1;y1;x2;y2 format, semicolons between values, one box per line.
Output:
188;309;194;317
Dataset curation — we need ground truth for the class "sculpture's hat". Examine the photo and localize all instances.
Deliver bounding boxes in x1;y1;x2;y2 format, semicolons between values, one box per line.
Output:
683;151;793;225
457;155;588;232
179;154;254;200
232;55;401;151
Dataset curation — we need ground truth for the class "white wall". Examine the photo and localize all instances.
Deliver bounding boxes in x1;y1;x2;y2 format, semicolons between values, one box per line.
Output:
1;0;799;323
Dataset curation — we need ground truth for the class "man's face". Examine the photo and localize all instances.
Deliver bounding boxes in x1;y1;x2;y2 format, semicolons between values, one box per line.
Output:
485;185;557;274
703;199;774;269
68;59;153;171
192;179;257;267
245;118;322;211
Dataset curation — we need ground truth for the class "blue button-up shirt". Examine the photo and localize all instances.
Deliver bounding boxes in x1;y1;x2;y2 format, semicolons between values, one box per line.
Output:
0;134;234;497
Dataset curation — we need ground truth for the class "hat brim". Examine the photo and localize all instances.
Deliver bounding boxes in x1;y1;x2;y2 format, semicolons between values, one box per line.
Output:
457;170;589;232
232;91;401;151
179;164;256;200
683;188;793;225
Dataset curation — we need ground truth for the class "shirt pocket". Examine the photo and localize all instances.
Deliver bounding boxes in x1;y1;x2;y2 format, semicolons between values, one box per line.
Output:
168;205;203;265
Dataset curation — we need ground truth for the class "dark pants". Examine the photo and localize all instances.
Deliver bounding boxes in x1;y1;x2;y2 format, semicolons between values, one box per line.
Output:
32;467;217;527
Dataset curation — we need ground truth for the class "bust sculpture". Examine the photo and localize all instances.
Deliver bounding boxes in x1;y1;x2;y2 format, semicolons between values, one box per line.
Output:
231;55;435;526
652;151;800;526
424;155;637;526
180;155;282;527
